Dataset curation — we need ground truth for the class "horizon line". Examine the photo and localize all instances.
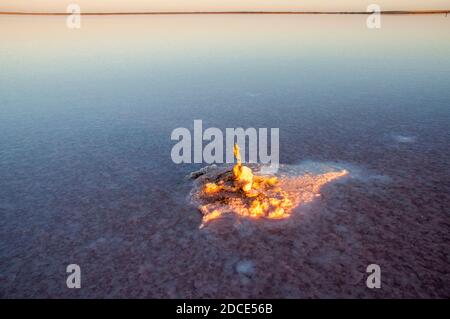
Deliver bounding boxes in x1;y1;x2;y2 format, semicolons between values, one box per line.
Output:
1;10;449;16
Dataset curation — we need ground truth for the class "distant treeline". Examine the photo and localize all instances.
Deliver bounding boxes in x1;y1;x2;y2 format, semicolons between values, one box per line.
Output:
0;10;449;15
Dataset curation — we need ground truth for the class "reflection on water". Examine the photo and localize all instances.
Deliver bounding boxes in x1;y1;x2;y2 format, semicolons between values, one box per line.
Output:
0;15;449;298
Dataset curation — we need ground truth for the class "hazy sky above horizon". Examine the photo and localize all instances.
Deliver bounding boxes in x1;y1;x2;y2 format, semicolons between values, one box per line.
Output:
1;0;449;13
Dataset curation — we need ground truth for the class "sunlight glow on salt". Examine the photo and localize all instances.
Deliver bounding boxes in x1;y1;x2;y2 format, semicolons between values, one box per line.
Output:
190;144;348;228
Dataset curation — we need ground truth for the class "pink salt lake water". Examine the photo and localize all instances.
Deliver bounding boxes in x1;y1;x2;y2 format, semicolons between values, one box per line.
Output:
0;15;449;298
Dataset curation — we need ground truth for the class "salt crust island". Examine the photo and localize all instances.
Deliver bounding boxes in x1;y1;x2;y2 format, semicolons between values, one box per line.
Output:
189;144;348;228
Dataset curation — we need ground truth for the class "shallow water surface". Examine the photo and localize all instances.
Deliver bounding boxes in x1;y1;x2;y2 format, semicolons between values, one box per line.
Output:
0;15;449;298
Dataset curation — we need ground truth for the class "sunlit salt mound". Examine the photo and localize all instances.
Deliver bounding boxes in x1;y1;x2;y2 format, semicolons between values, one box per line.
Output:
189;145;348;228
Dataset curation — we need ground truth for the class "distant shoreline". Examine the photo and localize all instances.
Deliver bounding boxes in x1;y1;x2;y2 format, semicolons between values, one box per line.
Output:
0;10;449;16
